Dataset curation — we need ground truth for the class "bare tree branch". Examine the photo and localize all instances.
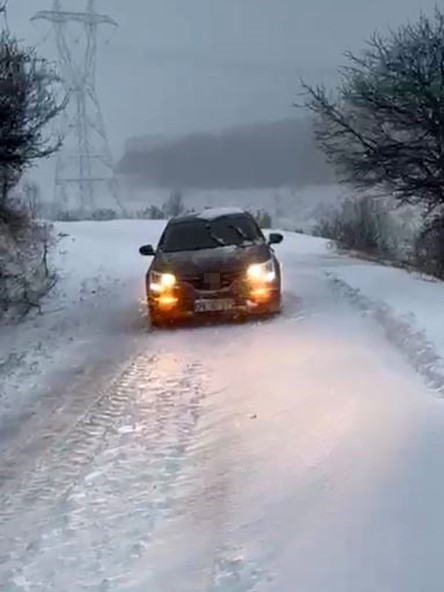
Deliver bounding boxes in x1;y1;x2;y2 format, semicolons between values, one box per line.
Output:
300;8;444;218
0;31;67;206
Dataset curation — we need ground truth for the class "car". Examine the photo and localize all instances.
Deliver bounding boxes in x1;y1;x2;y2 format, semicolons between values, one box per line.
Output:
139;207;284;326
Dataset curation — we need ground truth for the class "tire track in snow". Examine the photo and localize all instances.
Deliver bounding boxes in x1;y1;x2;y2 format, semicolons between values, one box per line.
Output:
0;352;164;585
0;353;155;530
0;355;130;486
2;339;273;592
0;352;212;590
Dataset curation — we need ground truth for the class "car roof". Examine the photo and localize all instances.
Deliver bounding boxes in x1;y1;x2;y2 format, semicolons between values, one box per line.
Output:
169;207;249;225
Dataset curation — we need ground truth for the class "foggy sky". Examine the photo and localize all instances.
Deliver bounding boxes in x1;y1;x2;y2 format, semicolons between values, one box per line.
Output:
7;0;439;160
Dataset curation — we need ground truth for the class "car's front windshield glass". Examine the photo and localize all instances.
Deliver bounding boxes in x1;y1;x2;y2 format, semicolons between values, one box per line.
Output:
160;216;263;253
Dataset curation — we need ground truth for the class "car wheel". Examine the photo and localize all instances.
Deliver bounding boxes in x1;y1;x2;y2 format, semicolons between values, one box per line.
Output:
266;292;282;315
149;308;167;328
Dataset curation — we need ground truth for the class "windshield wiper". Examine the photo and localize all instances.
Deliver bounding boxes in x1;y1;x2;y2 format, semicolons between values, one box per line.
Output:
206;223;227;247
228;224;255;243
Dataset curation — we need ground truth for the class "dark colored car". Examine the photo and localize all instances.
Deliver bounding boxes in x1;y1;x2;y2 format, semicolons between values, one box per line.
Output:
139;207;284;326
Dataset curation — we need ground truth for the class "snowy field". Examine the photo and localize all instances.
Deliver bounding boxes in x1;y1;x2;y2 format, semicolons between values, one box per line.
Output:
1;220;444;590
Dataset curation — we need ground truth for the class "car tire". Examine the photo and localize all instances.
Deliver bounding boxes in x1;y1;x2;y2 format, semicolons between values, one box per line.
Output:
266;292;282;315
149;308;166;328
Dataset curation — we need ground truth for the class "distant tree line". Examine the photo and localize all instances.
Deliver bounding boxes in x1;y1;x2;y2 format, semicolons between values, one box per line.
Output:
117;119;334;190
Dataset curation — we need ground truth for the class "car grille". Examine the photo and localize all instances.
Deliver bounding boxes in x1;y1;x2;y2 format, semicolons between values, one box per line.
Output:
180;270;242;291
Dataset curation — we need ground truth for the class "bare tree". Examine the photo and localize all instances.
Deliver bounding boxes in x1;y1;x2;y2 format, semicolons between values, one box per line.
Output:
0;1;7;19
163;189;185;218
301;9;444;220
21;179;42;219
0;30;66;218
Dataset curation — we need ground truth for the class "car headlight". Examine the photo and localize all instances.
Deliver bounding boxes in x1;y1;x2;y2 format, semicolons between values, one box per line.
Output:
246;259;276;283
149;271;176;293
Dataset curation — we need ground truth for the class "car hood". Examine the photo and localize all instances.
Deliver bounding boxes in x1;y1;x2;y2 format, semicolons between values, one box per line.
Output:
154;243;271;275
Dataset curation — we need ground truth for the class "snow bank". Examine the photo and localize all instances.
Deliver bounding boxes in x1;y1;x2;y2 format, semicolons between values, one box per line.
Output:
326;262;444;396
279;229;331;256
0;220;166;420
270;228;444;397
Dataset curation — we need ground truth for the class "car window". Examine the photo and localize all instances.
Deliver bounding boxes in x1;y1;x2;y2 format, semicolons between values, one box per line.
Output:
160;215;264;252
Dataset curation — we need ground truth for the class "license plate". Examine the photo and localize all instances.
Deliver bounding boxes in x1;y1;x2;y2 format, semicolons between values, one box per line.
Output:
195;298;234;313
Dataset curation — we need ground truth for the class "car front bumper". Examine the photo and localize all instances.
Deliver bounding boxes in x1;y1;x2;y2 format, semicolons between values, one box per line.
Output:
147;280;281;321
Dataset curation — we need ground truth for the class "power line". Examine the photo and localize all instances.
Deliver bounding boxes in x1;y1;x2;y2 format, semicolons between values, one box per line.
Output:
32;0;123;217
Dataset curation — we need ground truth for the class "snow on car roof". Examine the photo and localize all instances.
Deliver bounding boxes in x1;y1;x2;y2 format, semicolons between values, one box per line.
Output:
196;207;246;221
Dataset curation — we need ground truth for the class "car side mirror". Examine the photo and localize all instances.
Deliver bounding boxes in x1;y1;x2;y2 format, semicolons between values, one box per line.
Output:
139;244;156;256
268;232;283;245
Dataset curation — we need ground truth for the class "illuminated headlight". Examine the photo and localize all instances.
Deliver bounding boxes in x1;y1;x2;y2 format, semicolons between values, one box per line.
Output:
149;271;176;293
246;259;276;283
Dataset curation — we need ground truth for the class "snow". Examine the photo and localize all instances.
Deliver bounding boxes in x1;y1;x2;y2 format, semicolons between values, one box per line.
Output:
1;221;444;591
197;206;246;220
0;220;165;456
333;263;444;357
325;258;444;394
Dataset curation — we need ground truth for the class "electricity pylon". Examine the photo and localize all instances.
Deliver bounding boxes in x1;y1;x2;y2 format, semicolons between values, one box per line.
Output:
32;0;123;216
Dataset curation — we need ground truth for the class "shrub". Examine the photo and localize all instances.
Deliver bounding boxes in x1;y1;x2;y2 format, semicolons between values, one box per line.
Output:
249;209;272;229
20;180;42;219
138;205;165;220
163;189;185;218
413;217;444;279
91;208;117;221
53;209;83;222
314;195;395;256
0;215;56;320
257;209;273;229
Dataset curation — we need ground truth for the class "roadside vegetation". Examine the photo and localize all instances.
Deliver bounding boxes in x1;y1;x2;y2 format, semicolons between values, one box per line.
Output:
54;189;275;231
303;8;444;279
0;12;66;320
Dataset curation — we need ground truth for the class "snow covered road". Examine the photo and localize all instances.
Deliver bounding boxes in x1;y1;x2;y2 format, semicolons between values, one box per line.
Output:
1;222;444;591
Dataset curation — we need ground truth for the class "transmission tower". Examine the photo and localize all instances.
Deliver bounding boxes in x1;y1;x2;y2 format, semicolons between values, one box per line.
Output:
32;0;123;216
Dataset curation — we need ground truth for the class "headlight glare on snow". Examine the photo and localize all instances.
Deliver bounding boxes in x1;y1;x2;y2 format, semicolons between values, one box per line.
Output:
246;259;276;283
150;271;176;293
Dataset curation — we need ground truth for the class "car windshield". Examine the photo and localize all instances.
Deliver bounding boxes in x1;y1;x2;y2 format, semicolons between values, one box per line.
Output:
160;215;264;253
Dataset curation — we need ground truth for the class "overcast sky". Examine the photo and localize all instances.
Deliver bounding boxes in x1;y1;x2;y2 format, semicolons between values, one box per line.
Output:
7;0;438;160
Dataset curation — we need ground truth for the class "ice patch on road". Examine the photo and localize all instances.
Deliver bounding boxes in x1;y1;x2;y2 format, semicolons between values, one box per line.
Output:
327;272;444;396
